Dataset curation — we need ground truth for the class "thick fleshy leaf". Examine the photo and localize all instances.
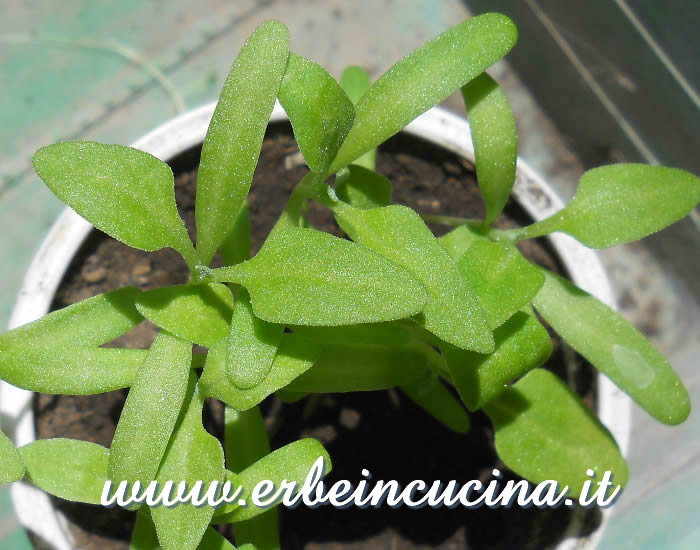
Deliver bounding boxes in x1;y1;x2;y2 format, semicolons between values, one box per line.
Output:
437;224;481;261
129;511;160;550
462;72;517;224
200;335;320;411
278;53;355;175
222;438;331;523
532;270;690;424
340;66;376;170
0;287;146;394
221;202;251;266
151;377;225;550
458;239;543;329
520;164;700;247
196;21;290;265
109;332;192;491
227;288;284;389
213;227;428;326
330;14;518;171
485;369;628;497
33;142;198;268
442;309;552;411
335;165;391;209
136;283;233;347
21;439;108;504
401;373;470;433
333;204;492;351
0;430;25;484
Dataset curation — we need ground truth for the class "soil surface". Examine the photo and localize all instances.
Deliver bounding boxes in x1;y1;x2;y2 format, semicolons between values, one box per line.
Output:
33;123;600;550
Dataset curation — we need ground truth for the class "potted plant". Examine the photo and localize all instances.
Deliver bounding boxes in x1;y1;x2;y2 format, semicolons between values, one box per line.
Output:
1;13;698;550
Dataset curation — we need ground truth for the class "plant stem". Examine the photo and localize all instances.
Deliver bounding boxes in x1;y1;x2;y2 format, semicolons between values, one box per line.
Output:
419;213;484;227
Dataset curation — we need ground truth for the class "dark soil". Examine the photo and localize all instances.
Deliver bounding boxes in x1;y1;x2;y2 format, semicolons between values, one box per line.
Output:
32;123;600;550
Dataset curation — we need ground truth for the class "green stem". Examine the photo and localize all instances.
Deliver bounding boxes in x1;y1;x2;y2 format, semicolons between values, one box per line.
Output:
420;213;484;227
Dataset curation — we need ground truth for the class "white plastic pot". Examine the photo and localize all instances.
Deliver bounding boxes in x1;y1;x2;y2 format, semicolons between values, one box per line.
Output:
0;103;631;549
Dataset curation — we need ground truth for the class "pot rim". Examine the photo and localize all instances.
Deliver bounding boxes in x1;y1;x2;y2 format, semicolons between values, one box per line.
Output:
0;102;631;550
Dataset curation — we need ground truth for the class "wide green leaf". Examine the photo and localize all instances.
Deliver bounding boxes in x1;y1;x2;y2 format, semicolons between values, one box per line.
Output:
213;227;428;326
458;239;543;329
200;335;320;411
129;510;160;550
462;72;517;224
519;164;700;247
278;53;355;175
136;283;233;347
226;288;284;389
21;439;109;504
333;204;492;351
340;66;376;170
109;332;192;491
401;372;470;433
330;14;518;171
0;287;147;394
442;309;552;411
151;376;225;550
532;270;690;424
437;224;481;261
335;165;391;209
33;141;198;269
485;369;628;497
196;21;290;265
0;430;25;484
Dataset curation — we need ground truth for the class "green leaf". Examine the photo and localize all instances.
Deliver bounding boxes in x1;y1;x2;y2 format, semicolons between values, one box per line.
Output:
198;527;238;550
485;369;628;498
437;224;481;261
221;202;251;266
196;21;290;265
129;511;160;550
226;288;284;389
291;321;413;348
109;332;192;492
330;14;518;171
532;270;690;424
458;239;543;329
520;164;700;247
151;377;225;550
278;53;355;175
0;288;147;394
136;283;233;347
340;66;376;170
400;372;470;433
0;430;25;484
462;72;517;224
33;141;198;269
442;309;552;411
333;204;492;352
214;227;428;326
200;335;320;411
335;165;391;209
20;439;108;504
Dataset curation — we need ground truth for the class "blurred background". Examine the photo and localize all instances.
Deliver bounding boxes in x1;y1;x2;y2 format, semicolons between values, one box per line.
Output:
1;1;698;548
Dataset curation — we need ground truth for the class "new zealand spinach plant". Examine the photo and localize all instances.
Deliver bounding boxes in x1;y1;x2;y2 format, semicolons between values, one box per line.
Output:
1;13;699;550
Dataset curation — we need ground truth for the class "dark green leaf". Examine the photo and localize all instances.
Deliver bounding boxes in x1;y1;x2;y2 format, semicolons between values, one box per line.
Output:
198;527;238;550
129;511;160;550
0;430;25;484
335;165;391;209
401;373;470;433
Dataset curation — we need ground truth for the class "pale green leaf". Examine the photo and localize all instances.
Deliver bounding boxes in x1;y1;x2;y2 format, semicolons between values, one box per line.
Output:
437;224;481;261
291;321;413;348
485;369;628;497
330;14;518;171
221;202;251;266
340;66;376;170
33;142;198;269
532;270;690;424
401;372;470;433
462;72;517;224
214;227;428;326
196;21;290;265
335;165;391;209
0;430;25;484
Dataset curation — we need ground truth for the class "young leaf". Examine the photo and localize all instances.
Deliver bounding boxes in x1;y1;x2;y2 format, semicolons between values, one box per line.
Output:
333;204;493;352
109;332;192;491
400;372;470;433
330;14;518;171
278;53;355;175
213;227;428;326
485;369;628;498
196;21;290;265
20;439;109;504
151;376;225;550
0;287;147;394
442;309;552;411
0;430;25;484
136;283;233;348
532;270;690;425
519;164;700;247
335;165;392;209
33;142;198;269
227;288;284;389
340;66;376;170
200;335;320;411
462;72;518;224
129;510;160;550
221;202;252;266
437;224;481;261
458;239;543;329
199;527;238;550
